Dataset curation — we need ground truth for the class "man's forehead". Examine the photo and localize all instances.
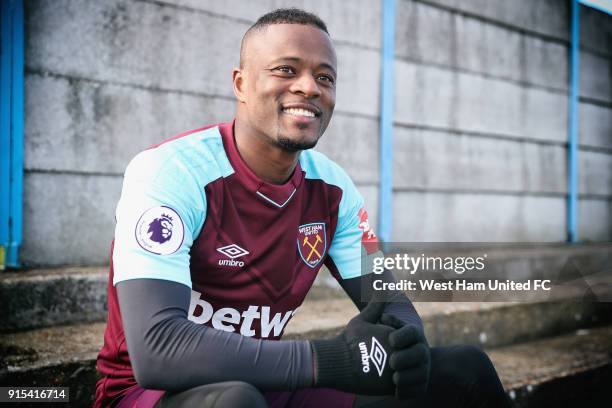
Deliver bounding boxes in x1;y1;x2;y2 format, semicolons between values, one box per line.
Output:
242;23;336;68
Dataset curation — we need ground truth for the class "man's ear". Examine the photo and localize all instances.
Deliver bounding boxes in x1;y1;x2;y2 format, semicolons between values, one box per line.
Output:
233;68;247;103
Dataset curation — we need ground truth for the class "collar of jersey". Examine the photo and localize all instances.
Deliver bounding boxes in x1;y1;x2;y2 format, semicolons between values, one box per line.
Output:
219;121;304;208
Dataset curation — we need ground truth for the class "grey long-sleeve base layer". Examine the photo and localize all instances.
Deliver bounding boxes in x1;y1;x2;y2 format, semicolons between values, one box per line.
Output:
116;279;314;392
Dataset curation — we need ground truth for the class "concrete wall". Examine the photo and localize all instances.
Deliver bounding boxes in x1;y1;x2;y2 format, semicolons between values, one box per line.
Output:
391;0;612;242
21;0;612;265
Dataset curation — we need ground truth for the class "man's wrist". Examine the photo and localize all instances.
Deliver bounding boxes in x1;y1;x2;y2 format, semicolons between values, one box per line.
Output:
310;338;353;389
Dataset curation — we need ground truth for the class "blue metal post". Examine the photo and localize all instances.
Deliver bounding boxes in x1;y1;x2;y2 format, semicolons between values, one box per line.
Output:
0;0;24;268
379;0;395;244
9;0;24;266
567;0;580;243
1;0;13;268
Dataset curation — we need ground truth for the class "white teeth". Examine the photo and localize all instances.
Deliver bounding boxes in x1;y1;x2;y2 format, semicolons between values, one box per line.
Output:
283;108;316;117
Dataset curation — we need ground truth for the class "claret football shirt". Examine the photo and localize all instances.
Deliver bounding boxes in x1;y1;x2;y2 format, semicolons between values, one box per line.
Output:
96;121;377;406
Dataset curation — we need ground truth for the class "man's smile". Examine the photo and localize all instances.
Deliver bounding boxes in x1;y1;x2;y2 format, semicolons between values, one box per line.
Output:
281;102;321;116
283;107;316;118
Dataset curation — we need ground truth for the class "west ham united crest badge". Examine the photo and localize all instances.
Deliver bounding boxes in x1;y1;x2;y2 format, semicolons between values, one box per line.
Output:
297;222;326;268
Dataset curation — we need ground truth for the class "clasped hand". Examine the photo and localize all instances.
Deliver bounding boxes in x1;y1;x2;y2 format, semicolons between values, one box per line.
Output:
312;299;431;399
379;313;431;400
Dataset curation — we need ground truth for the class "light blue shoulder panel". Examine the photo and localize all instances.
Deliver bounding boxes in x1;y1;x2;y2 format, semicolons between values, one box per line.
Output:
113;126;234;288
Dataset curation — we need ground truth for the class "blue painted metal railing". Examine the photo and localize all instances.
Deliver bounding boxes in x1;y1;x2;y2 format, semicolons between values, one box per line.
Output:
0;0;24;268
571;2;612;243
378;0;395;244
567;0;580;243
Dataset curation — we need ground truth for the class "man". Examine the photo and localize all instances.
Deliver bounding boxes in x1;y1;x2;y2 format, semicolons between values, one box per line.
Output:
95;8;510;408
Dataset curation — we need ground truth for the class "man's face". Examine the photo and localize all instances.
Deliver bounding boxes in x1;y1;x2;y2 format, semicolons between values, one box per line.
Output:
236;24;337;152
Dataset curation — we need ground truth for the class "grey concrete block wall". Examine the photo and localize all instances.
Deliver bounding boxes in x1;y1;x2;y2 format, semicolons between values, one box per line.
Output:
170;0;382;48
395;1;569;91
392;127;568;193
316;115;379;185
579;152;612;196
391;0;611;243
579;199;612;242
20;0;612;265
392;193;566;241
580;52;612;103
580;103;612;149
394;60;569;141
27;0;243;97
334;46;381;116
581;4;612;55
25;73;235;174
22;173;122;265
423;0;570;40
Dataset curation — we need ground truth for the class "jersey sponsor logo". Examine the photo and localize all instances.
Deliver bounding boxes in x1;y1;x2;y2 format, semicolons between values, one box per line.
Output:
297;222;327;268
358;208;379;255
216;244;249;267
135;206;184;255
358;337;387;377
188;290;296;338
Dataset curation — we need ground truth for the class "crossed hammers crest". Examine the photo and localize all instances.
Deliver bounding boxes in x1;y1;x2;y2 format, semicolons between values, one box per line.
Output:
302;234;323;262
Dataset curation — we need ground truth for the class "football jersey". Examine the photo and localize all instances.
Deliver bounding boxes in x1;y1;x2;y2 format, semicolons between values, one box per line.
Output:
95;122;377;407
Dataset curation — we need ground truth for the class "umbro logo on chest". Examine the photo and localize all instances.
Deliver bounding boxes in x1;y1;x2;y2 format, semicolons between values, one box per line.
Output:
217;244;249;267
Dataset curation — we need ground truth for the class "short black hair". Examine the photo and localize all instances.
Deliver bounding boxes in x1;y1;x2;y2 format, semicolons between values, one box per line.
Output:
240;8;329;68
250;8;328;34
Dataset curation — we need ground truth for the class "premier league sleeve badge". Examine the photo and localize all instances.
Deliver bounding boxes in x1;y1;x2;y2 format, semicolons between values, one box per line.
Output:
135;206;185;255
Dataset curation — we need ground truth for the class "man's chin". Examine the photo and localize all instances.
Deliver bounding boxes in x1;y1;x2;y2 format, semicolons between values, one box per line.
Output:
275;136;319;152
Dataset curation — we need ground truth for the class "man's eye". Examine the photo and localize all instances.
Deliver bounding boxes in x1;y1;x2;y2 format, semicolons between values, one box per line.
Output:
318;74;335;84
274;66;295;74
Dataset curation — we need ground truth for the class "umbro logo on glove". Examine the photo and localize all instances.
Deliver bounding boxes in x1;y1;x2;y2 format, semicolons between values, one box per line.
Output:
359;337;387;377
311;297;431;398
310;298;395;395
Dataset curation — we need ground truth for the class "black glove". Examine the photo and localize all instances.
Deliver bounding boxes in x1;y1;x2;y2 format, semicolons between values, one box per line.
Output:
380;313;431;399
310;299;395;395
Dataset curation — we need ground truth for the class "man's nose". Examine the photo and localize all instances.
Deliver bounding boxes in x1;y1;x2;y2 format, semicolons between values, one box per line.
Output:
290;73;321;98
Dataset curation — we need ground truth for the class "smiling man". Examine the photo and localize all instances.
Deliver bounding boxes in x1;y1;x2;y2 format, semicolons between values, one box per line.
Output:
95;8;509;408
235;22;336;160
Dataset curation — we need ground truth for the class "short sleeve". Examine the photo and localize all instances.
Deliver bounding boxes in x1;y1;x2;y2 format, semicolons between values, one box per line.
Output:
326;179;379;280
112;150;206;288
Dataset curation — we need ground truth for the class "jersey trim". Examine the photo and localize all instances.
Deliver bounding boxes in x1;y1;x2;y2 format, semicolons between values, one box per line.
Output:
256;189;298;208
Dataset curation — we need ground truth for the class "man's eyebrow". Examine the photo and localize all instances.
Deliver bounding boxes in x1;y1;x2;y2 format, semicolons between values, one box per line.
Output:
269;56;337;76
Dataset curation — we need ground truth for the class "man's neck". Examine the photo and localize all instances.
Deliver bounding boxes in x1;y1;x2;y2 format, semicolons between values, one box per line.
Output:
234;120;300;185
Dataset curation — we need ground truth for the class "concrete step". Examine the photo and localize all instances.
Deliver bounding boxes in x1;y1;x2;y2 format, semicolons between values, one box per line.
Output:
2;261;611;345
1;241;611;332
491;325;612;408
2;299;612;406
285;298;612;349
0;266;108;332
0;322;101;407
